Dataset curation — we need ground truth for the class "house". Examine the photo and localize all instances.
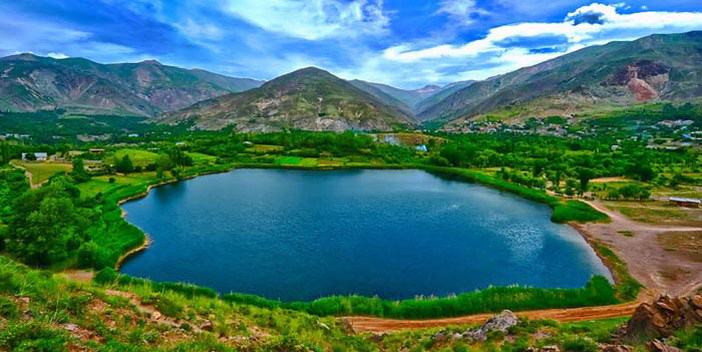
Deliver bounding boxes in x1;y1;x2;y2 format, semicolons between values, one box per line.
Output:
128;133;140;138
415;145;428;152
668;197;701;208
68;151;84;157
610;145;620;151
89;148;105;154
21;152;48;161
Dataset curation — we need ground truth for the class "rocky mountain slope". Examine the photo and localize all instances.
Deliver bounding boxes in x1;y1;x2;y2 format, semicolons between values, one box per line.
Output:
162;67;417;131
421;31;702;123
0;53;263;116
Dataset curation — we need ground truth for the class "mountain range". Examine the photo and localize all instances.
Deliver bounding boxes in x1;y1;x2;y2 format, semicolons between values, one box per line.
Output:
2;31;702;131
0;53;263;117
420;31;702;123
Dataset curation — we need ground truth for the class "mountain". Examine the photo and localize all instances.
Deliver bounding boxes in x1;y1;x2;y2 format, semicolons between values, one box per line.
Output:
161;67;418;131
0;53;263;116
349;80;444;114
420;31;702;123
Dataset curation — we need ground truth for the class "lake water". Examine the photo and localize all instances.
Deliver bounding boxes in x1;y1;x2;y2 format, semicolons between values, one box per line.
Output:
120;169;611;301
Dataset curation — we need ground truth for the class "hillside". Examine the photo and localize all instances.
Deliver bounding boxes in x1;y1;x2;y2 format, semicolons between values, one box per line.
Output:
162;67;417;131
0;54;263;116
420;31;702;123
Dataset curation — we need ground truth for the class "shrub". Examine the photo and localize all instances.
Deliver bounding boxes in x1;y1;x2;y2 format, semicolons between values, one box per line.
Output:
0;296;18;318
562;337;597;352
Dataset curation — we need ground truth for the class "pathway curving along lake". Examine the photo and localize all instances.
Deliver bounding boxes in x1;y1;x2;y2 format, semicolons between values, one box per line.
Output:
120;169;611;301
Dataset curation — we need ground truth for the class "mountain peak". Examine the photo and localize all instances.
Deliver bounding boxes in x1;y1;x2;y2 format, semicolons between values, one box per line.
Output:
139;59;162;66
1;53;41;61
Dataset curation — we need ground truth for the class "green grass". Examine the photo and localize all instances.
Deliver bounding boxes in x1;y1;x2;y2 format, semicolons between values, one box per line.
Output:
222;276;618;319
590;241;643;301
185;152;217;164
12;161;72;185
112;149;159;166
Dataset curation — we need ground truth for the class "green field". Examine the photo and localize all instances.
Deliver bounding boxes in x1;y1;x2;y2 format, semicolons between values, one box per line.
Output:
12;161;72;186
112;149;159;165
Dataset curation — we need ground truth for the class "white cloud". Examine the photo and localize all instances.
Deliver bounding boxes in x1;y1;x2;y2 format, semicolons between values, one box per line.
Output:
376;3;702;84
47;52;69;59
222;0;389;40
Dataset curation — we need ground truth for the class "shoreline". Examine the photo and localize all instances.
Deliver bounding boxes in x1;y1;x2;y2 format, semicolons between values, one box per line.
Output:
110;164;623;300
569;223;622;288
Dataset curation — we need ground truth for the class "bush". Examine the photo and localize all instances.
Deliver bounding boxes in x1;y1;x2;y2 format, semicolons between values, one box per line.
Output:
0;296;18;318
562;337;597;352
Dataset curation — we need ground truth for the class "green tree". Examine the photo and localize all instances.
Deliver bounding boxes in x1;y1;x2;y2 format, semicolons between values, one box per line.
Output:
69;158;90;183
115;155;134;174
6;179;92;266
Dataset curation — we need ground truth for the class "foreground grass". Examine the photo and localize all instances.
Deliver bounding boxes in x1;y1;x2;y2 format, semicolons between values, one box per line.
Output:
0;254;654;351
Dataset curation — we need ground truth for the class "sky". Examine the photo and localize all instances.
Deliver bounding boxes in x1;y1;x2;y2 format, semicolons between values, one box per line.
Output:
2;0;702;89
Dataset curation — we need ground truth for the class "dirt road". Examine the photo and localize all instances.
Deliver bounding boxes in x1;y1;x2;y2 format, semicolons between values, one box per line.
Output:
344;300;642;333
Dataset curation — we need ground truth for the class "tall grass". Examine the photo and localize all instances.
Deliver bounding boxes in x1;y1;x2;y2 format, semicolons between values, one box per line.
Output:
223;276;618;319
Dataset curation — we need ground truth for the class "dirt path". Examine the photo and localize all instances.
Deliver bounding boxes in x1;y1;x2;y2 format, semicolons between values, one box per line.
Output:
105;289;200;332
344;300;642;333
578;200;702;296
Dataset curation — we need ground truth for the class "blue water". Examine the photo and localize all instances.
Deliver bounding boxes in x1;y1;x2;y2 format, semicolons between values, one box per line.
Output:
120;169;611;301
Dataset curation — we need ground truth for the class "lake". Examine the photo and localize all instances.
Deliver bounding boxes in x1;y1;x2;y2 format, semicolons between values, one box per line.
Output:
120;169;611;301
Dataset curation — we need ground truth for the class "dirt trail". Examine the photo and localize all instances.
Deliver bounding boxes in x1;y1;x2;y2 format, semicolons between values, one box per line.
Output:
105;289;200;332
579;200;702;296
344;300;642;334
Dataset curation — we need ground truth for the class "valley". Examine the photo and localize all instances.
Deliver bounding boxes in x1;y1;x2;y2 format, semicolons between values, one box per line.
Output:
1;15;702;350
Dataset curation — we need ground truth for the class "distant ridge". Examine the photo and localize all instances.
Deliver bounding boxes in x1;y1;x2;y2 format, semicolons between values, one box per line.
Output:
0;53;263;116
420;31;702;123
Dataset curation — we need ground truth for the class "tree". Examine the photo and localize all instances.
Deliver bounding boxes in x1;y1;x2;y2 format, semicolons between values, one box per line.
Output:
576;167;596;195
70;158;91;183
6;179;92;266
115;155;134;174
0;142;10;165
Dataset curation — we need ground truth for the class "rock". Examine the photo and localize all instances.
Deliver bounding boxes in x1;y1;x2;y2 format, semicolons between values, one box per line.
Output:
151;311;162;320
434;330;447;342
339;318;356;334
598;343;632;352
539;346;560;352
369;333;385;343
464;310;518;341
200;320;214;332
691;294;702;309
618;295;702;343
646;339;682;352
63;323;78;332
18;297;30;304
452;333;463;340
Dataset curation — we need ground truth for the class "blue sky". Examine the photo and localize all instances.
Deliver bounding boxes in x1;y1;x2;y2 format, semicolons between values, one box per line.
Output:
2;0;702;88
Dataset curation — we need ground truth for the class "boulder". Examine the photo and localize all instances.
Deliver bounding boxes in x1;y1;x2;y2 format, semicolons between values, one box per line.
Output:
434;330;447;342
646;339;682;352
618;295;702;343
539;346;560;352
200;320;214;332
464;310;518;341
597;343;632;352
